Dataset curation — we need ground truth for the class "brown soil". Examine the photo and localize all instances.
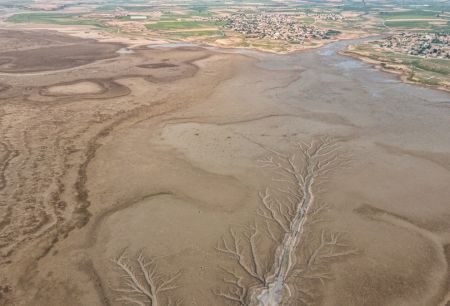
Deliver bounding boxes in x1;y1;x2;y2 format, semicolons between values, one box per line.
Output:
0;29;449;306
0;29;123;73
138;63;179;69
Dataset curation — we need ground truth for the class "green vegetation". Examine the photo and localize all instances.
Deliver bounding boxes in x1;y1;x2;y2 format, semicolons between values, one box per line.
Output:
146;20;223;30
379;10;439;19
298;16;315;25
159;10;213;21
370;49;449;76
413;58;450;75
94;4;117;12
120;5;153;11
8;12;73;23
188;6;213;17
167;30;224;37
7;13;104;27
384;19;450;32
95;4;154;12
159;12;189;21
385;20;433;28
348;43;450;90
377;9;450;31
341;2;374;12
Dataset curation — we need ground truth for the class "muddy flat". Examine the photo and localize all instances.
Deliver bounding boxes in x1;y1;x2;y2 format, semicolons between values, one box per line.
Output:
0;30;449;306
0;30;123;73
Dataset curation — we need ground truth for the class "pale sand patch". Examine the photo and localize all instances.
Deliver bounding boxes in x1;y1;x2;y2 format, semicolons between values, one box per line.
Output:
45;81;104;95
215;36;244;46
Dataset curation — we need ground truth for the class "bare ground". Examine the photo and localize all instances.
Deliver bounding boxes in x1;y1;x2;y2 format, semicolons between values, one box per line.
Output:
0;29;449;306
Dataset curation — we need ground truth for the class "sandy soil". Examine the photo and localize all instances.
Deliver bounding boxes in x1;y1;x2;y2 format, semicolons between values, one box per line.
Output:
0;29;449;306
44;81;105;96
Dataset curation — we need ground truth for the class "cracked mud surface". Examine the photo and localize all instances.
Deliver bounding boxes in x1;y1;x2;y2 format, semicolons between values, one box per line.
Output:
0;29;449;306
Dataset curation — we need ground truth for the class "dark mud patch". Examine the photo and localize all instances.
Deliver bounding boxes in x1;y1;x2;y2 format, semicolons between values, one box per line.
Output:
353;203;450;305
377;142;450;173
37;79;130;101
0;29;96;52
444;243;450;269
142;53;210;84
354;203;450;233
354;203;406;221
138;63;178;69
0;58;13;67
77;259;112;306
0;141;18;192
0;30;124;73
0;83;10;93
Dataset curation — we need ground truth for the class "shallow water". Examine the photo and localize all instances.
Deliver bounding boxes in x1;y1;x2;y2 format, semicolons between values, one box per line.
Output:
116;47;134;54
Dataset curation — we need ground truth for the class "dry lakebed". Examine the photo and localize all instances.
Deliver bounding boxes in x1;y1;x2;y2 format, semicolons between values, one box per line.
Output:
0;29;449;306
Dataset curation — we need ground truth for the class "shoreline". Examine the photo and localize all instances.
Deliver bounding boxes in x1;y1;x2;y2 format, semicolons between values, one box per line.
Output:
3;22;448;95
0;21;366;55
164;32;366;55
342;49;450;94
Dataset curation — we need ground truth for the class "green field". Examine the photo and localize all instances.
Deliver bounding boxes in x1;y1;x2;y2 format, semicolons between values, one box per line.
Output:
160;10;213;21
379;10;440;19
167;30;224;37
297;16;315;25
95;5;152;12
384;19;450;32
94;4;117;12
348;43;450;88
378;9;450;31
384;20;433;28
7;13;104;27
146;20;223;30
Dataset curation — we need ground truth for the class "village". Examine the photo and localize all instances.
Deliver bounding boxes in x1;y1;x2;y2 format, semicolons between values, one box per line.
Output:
306;12;343;21
379;32;450;58
215;13;340;43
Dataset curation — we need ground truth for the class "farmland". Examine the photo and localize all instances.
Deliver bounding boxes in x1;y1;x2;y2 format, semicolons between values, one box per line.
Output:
7;13;105;27
146;20;223;30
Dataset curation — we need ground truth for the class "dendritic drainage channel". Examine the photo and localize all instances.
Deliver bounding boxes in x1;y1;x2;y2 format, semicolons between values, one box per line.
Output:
216;137;356;306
